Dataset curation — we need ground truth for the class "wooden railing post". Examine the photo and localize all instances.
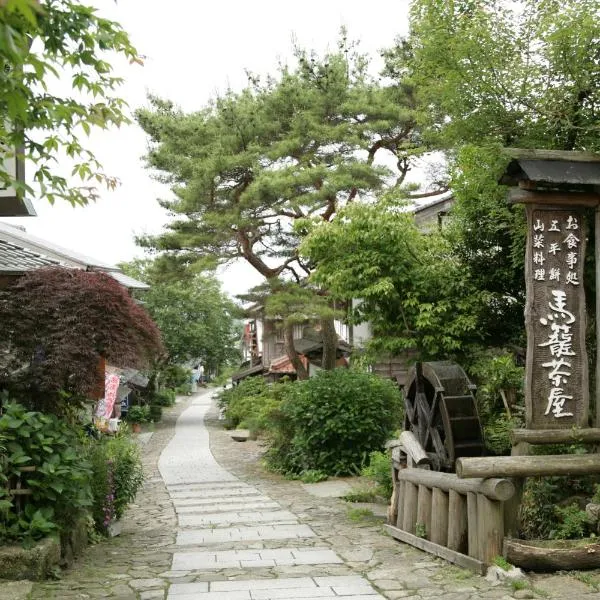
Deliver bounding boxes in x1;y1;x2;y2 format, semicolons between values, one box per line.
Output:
430;488;449;546
447;490;467;553
416;485;432;539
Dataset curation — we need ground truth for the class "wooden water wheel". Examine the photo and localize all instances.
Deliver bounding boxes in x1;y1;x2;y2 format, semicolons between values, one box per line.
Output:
402;361;485;471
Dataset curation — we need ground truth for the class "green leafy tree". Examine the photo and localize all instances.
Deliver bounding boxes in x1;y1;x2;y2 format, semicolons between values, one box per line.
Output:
380;0;600;348
135;38;422;376
302;197;488;360
121;260;240;375
388;0;600;151
0;0;141;205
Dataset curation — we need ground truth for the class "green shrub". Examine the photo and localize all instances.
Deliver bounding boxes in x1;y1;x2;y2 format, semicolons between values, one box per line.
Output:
125;405;150;424
267;369;402;476
0;402;92;542
362;450;393;498
86;433;144;533
148;404;162;422
161;364;191;389
217;377;284;436
553;504;592;539
152;389;176;407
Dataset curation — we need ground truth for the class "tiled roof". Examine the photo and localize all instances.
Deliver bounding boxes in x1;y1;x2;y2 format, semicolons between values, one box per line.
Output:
0;239;60;271
0;228;150;291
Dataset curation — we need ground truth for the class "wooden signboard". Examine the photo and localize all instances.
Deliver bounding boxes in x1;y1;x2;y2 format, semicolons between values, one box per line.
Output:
524;205;588;429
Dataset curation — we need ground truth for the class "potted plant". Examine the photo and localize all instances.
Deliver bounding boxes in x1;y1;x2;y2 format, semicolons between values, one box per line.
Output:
125;405;149;433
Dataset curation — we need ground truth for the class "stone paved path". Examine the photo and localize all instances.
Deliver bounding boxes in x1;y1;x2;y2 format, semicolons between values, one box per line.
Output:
26;388;600;599
160;392;385;599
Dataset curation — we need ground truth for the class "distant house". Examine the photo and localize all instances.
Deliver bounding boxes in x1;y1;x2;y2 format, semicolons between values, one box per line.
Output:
232;191;455;386
233;303;351;384
0;221;149;291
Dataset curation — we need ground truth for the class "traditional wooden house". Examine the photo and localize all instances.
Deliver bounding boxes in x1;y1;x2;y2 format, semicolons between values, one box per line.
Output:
0;221;149;291
233;303;351;384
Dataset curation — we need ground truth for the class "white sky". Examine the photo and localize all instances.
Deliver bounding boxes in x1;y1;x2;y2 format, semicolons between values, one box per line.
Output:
3;0;412;298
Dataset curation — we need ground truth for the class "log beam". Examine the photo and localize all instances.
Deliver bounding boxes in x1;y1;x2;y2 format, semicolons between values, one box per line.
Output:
456;454;600;479
396;468;514;501
510;428;600;445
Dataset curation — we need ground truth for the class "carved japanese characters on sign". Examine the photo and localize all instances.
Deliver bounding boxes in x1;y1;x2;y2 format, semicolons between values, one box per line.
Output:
525;208;588;429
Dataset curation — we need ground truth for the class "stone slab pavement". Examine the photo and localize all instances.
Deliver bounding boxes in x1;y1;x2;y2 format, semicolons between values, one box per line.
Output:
24;388;600;599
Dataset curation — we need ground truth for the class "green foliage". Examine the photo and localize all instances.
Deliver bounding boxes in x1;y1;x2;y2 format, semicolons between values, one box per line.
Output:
217;377;285;436
415;522;427;538
302;198;487;360
160;365;192;390
347;507;375;522
267;369;402;476
148;405;162;423
0;0;142;206
120;263;240;374
341;488;379;503
86;433;144;533
125;405;150;424
493;556;512;571
298;470;328;483
469;352;524;454
0;402;92;542
554;504;592;540
361;451;393;499
396;0;600;151
151;389;176;407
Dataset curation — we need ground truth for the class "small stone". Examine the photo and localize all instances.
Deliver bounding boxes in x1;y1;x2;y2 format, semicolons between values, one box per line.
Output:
140;591;165;600
485;565;528;584
586;502;600;522
128;578;166;591
512;590;534;599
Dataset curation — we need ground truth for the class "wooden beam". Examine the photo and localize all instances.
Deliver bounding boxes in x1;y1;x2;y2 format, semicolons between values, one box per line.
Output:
396;468;515;501
477;494;504;565
402;482;418;535
457;454;600;479
417;485;432;539
399;431;430;467
597;207;600;428
508;189;600;207
447;489;467;554
510;428;600;445
384;525;486;574
430;488;449;547
467;492;479;559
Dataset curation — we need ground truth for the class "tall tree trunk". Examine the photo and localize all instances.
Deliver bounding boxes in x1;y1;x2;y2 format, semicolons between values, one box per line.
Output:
284;321;309;380
321;317;338;370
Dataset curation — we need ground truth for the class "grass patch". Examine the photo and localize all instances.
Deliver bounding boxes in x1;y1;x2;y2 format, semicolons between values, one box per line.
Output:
571;571;600;592
510;579;528;591
341;488;379;503
493;555;512;571
347;507;375;522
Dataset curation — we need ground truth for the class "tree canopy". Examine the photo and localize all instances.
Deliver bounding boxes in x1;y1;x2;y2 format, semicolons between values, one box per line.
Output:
120;260;240;373
0;0;141;206
135;39;425;373
136;40;420;280
0;267;163;415
386;0;600;151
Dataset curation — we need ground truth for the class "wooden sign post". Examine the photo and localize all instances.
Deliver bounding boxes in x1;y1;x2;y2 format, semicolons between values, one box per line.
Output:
524;202;589;428
501;150;600;430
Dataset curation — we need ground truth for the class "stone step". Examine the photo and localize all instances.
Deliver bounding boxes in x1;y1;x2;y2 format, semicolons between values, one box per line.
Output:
168;575;383;599
176;523;316;546
170;487;263;499
178;510;298;528
171;547;343;571
175;500;281;514
173;494;269;507
167;481;250;491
